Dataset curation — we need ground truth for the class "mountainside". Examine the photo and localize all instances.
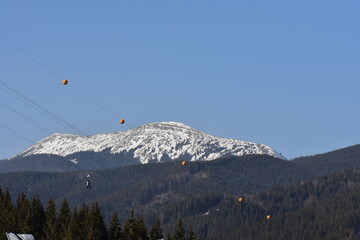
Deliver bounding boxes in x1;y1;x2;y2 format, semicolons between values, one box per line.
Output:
2;163;360;240
2;121;284;172
2;155;360;240
181;166;360;240
0;155;307;223
291;144;360;175
2;143;360;239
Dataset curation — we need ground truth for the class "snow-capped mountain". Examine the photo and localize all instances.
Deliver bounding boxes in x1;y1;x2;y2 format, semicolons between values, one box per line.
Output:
12;122;285;164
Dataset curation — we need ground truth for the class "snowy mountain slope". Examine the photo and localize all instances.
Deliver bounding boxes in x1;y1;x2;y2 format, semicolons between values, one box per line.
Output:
12;122;285;163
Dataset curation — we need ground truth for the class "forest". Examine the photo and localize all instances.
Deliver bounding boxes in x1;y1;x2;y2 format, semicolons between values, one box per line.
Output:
3;166;360;239
0;188;196;240
1;146;360;239
0;155;311;224
182;167;360;239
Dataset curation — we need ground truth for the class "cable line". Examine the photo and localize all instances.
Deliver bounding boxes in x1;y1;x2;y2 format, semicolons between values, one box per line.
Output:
0;101;52;135
0;83;111;171
0;81;105;169
0;120;84;171
0;80;86;135
0;34;164;201
0;34;64;80
0;34;151;175
69;85;120;120
0;122;34;145
1;34;124;124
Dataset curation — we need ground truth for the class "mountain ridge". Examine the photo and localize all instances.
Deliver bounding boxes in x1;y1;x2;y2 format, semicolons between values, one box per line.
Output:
9;121;284;166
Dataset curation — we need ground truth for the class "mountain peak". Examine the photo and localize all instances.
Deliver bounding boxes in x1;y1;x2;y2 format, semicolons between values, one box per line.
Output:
12;121;285;165
137;121;197;131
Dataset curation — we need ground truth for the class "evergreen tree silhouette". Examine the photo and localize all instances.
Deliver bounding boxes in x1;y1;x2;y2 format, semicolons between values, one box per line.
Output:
173;219;186;240
108;212;124;240
149;219;163;240
58;198;72;239
86;202;108;240
43;199;59;240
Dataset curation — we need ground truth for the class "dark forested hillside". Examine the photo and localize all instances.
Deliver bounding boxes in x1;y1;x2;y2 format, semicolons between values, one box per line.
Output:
3;157;360;239
2;147;360;239
0;155;309;223
0;155;77;173
0;151;141;173
187;167;360;239
292;144;360;175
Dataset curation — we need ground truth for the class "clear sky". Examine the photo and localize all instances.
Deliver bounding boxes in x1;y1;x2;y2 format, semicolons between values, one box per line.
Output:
0;1;359;160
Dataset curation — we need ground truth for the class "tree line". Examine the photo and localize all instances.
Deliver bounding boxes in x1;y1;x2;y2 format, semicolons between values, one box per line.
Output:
0;187;196;240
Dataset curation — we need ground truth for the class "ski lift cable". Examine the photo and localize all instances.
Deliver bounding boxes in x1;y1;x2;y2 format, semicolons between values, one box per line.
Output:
0;34;141;165
0;34;186;182
0;34;64;81
1;118;189;197
0;35;143;182
0;34;124;123
0;122;34;145
0;121;83;171
0;101;52;135
0;80;183;181
0;82;109;169
69;85;120;120
0;118;134;185
1;33;136;139
0;82;122;171
0;81;86;135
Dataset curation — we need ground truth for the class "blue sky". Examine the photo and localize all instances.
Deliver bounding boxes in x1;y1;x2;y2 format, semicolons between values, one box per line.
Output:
0;1;359;160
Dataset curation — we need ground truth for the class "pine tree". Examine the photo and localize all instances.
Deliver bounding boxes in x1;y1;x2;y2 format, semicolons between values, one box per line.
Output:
173;219;186;240
29;196;45;240
0;189;16;237
166;233;173;240
123;211;136;240
149;219;163;240
86;202;108;240
15;193;31;233
58;198;72;239
187;226;196;240
134;217;148;240
64;204;89;240
77;203;90;238
2;189;13;215
0;188;17;240
123;211;148;240
43;199;59;240
107;212;123;240
64;208;82;240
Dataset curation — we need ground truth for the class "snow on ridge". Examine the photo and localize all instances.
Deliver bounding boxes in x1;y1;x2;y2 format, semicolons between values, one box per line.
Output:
12;121;285;162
